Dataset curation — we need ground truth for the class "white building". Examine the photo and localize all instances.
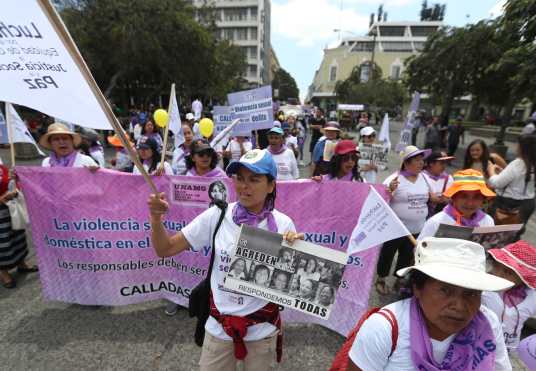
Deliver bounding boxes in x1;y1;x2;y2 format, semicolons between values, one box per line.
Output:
192;0;271;87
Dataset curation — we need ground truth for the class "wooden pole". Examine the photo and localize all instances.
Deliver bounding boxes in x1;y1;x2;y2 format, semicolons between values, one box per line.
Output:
5;103;16;167
160;83;174;170
37;0;158;194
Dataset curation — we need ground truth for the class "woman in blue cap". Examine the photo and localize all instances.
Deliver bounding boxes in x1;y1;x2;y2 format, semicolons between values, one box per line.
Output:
148;149;303;371
267;127;299;180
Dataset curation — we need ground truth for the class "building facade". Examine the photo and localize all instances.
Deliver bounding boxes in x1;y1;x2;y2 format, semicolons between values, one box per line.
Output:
307;21;442;111
193;0;271;87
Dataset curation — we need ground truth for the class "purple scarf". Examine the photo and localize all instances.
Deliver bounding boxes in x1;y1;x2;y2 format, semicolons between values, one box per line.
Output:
503;286;528;308
49;151;78;167
268;144;287;155
232;203;278;232
410;298;496;371
424;170;449;182
400;170;418;177
187;167;225;178
323;172;353;182
444;203;486;227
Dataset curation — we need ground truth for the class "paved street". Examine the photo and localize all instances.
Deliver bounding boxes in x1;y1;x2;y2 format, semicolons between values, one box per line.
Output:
0;120;532;370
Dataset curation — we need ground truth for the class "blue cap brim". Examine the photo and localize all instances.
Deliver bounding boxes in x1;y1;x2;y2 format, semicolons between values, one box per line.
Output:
226;161;273;178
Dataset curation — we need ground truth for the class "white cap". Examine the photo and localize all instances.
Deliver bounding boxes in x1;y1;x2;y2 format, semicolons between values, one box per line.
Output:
397;237;514;292
186;113;195;121
360;126;376;136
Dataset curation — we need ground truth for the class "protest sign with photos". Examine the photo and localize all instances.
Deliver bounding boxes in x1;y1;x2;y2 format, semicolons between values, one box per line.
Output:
359;144;389;169
224;225;347;320
434;223;522;250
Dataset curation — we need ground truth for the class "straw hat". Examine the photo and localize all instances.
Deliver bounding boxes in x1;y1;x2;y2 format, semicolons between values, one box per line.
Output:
323;121;341;131
39;123;82;150
488;240;536;289
397;237;514;291
399;145;431;162
443;169;495;198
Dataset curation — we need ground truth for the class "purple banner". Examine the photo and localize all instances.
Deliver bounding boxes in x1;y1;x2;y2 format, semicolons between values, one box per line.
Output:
17;167;388;336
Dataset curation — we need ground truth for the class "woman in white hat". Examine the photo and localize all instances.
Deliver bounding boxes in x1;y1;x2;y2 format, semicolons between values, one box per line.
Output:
311;121;341;176
358;126;379;183
347;237;513;371
375;146;431;295
39;123;98;168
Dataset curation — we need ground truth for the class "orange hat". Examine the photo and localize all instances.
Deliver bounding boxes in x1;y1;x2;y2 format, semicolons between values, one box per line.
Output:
443;169;496;198
107;135;132;148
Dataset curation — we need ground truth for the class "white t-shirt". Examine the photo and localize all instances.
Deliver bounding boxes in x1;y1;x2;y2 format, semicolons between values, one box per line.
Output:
422;172;454;196
228;139;252;162
383;173;430;234
42;152;98;168
171;146;188;175
488;159;535;200
132;161;173;175
182;202;296;341
349;298;512;371
482;289;536;350
89;149;106;168
359;158;378;184
285;136;298;150
418;209;495;240
271;149;299;180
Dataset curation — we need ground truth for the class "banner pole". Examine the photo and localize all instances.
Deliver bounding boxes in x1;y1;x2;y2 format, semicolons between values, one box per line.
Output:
37;0;158;194
408;234;417;247
5;103;16;167
160;83;174;170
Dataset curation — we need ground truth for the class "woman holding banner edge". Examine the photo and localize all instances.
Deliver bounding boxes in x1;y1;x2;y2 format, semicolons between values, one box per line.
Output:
148;149;303;371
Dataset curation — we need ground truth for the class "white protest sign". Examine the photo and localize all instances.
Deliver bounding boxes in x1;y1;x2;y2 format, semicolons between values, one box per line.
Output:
0;107;8;143
167;84;183;148
347;186;410;254
395;92;420;152
0;0;111;130
228;85;274;136
192;99;202;121
378;113;391;150
4;102;45;155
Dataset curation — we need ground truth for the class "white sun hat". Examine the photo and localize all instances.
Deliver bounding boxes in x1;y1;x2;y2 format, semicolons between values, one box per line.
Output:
360;126;376;136
397;237;514;292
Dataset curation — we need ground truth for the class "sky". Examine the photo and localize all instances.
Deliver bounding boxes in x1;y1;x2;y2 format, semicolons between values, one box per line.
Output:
271;0;507;102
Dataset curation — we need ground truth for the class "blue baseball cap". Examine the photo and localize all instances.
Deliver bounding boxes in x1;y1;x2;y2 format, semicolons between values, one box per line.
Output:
226;149;277;179
269;127;284;136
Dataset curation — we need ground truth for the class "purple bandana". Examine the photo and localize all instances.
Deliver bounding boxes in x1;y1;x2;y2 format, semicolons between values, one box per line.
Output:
49;151;78;167
232;203;277;232
444;203;486;227
424;170;449;182
268;144;287;155
410;298;496;371
187;167;226;178
400;170;418;177
503;286;528;308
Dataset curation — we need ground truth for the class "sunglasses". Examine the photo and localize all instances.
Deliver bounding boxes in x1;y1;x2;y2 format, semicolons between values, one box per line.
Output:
195;149;213;157
362;135;375;138
341;153;359;162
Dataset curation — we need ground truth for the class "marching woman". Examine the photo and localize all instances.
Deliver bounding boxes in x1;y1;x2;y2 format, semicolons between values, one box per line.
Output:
137;119;163;152
483;240;536;352
40;123;98;168
222;135;253;163
185;139;226;177
148;149;303;371
375;146;431;295
462;139;506;179
418;169;495;240
358;126;379;183
267;127;299;180
132;137;173;176
487;134;536;239
347;238;513;371
422;152;454;217
0;164;37;288
312;140;362;182
171;123;195;175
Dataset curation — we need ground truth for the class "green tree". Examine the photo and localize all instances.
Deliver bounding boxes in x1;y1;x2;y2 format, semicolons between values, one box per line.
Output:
271;68;299;102
57;0;246;107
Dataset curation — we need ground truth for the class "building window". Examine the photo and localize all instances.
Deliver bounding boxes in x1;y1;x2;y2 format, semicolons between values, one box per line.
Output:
413;42;425;51
410;26;438;37
249;46;257;59
378;26;405;36
236;28;247;40
250;28;258;40
391;65;401;80
381;42;413;52
329;66;337;82
223;28;234;41
223;8;248;21
351;42;374;52
249;64;258;77
360;64;370;83
250;7;258;20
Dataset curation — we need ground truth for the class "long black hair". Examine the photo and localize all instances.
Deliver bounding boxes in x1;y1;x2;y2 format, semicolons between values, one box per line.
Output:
328;153;363;181
141;119;161;136
463;139;491;178
518;134;536;187
185;139;219;170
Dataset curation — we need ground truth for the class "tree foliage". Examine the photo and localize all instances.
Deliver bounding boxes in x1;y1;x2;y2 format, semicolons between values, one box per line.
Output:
271;68;299;102
335;63;405;114
56;0;246;106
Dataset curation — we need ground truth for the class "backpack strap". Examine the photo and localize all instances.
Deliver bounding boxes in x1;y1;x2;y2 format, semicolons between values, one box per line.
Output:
376;308;398;357
206;200;228;280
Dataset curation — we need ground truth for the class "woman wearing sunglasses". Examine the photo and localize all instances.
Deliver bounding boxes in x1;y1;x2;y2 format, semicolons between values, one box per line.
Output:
185;139;226;177
312;140;363;182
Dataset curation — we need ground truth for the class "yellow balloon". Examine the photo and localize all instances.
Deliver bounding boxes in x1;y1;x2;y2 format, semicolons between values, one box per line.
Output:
199;118;214;138
153;109;169;128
